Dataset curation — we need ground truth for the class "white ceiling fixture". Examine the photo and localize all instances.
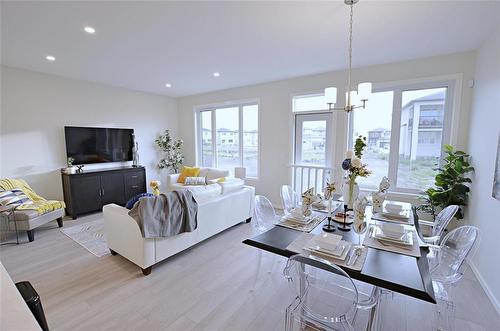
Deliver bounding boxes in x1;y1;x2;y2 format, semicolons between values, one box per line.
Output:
84;26;96;34
45;55;56;61
165;83;172;88
213;72;220;77
1;1;499;97
325;0;371;113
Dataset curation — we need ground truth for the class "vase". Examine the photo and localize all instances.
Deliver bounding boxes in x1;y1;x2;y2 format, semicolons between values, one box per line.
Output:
342;179;359;209
371;191;386;213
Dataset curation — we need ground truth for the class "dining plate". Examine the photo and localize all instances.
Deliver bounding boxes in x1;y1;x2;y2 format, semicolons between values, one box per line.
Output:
372;226;413;246
303;240;352;260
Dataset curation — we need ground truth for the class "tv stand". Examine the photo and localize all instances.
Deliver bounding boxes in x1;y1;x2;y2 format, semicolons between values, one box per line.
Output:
62;166;146;219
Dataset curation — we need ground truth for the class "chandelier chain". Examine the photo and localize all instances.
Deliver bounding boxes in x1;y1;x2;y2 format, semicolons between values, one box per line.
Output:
347;3;354;108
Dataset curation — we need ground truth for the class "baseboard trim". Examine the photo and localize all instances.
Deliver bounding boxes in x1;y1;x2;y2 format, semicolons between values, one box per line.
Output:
468;260;500;315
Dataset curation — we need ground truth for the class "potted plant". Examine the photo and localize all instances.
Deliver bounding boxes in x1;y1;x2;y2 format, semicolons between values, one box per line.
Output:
155;130;184;173
420;144;474;220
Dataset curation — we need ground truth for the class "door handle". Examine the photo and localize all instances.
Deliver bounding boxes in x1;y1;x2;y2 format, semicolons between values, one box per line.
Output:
131;185;139;189
102;188;105;196
131;175;138;178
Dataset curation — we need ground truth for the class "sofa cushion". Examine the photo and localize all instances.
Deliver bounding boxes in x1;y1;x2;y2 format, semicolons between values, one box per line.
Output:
199;168;230;181
12;209;39;221
171;183;222;202
217;178;245;195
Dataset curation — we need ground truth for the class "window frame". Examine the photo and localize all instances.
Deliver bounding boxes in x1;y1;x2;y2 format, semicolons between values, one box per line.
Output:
195;99;260;180
348;77;457;194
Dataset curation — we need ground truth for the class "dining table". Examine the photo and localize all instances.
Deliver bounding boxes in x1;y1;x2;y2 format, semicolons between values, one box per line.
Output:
242;201;436;329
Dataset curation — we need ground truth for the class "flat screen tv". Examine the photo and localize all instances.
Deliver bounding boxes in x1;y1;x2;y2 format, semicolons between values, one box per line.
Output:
64;126;134;165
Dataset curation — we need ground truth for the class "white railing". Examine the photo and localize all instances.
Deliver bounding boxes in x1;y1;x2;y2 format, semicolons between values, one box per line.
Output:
290;164;333;194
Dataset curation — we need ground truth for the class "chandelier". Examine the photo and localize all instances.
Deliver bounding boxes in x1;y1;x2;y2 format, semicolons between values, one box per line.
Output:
325;0;372;113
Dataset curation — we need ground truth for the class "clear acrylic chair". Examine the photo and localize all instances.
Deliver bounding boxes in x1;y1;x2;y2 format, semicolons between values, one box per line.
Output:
427;225;480;331
281;185;299;214
418;205;459;245
254;195;279;232
251;195;281;291
283;254;380;331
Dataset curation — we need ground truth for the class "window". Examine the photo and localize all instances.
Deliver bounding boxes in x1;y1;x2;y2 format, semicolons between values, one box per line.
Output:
350;82;453;193
397;87;446;190
351;91;394;188
295;114;332;166
197;102;259;178
293;94;328;112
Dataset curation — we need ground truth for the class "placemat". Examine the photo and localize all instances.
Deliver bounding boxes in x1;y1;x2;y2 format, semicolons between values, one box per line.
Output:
286;233;367;271
363;225;421;257
277;215;325;232
371;212;414;225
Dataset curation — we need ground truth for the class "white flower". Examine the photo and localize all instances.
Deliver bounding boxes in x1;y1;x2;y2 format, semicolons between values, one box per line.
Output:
351;157;362;168
345;150;354;159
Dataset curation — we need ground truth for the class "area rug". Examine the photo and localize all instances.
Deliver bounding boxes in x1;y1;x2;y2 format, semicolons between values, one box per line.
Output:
60;220;110;257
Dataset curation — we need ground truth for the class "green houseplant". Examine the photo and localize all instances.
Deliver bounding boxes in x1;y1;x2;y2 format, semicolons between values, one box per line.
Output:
421;144;474;220
155;130;184;173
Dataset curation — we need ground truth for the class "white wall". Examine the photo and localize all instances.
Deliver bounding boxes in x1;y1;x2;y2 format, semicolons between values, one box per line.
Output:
178;52;476;206
466;24;500;313
0;66;178;200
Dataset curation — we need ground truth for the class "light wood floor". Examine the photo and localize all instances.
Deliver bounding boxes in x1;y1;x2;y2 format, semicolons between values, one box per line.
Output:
1;213;499;331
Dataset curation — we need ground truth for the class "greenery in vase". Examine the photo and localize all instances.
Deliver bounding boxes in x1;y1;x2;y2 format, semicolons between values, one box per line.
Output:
420;144;474;220
67;157;75;167
155;130;184;173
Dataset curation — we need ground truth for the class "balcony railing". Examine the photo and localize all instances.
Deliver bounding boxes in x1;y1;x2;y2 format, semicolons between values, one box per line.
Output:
290;164;333;194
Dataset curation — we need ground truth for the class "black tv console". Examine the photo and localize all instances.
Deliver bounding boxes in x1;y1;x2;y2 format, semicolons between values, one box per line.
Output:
62;166;146;219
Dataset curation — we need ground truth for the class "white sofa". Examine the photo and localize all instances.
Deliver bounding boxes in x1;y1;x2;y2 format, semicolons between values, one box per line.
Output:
103;185;254;275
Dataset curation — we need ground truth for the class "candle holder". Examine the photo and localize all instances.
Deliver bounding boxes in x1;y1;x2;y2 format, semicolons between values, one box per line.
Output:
337;204;351;231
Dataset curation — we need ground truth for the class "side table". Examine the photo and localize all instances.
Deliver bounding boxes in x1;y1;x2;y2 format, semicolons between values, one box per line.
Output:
0;205;19;245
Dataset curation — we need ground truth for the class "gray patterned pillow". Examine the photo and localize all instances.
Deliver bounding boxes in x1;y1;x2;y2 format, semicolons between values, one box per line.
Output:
0;189;32;207
184;177;207;186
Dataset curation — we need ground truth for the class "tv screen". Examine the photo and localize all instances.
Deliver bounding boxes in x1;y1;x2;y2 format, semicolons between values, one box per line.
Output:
64;126;134;165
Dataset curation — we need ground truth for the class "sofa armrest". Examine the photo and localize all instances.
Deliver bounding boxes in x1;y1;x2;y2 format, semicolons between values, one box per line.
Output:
102;204;155;268
167;174;181;191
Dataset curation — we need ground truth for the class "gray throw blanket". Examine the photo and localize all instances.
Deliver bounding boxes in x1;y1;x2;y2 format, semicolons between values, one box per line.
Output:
128;190;198;238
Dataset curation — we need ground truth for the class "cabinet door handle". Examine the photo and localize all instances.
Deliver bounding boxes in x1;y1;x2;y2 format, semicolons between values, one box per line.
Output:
131;175;138;178
98;189;102;196
102;188;105;196
132;185;139;189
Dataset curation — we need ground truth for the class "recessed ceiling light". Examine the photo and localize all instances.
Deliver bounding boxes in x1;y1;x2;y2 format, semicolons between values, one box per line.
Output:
84;26;96;34
213;72;220;77
165;83;172;88
45;55;56;61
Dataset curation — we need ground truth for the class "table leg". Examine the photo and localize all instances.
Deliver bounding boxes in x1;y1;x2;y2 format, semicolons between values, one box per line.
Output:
13;211;19;245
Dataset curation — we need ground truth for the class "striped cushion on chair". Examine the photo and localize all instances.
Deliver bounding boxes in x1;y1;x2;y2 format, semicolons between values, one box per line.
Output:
0;189;32;207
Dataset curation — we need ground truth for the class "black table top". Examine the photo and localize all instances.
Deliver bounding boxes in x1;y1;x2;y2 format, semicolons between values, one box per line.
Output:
243;214;436;304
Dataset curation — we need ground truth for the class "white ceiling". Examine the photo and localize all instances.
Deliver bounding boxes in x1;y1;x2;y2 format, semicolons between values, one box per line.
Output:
2;1;499;97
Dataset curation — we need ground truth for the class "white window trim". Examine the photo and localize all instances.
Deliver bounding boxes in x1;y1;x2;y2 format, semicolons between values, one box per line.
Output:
194;98;261;180
348;74;462;195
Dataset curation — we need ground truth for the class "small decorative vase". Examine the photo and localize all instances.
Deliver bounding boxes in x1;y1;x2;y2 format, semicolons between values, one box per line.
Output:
342;179;359;210
302;204;312;217
371;191;386;213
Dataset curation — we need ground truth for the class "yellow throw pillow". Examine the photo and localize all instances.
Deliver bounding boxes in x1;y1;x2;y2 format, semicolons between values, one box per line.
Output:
177;166;201;183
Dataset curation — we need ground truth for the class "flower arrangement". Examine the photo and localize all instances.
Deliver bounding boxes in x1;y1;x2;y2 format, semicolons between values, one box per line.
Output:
342;136;371;207
301;187;315;217
372;176;390;212
155;130;184;173
150;180;161;196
